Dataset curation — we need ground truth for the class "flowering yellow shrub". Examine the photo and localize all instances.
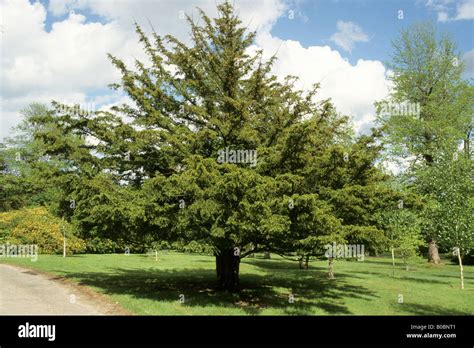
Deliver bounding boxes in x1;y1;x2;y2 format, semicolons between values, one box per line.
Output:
0;207;86;254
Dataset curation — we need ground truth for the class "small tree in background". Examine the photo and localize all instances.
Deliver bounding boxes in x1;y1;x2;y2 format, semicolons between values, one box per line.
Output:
382;208;424;275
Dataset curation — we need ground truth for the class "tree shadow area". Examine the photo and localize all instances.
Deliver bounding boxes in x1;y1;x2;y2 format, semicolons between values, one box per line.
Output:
394;303;471;315
53;262;378;315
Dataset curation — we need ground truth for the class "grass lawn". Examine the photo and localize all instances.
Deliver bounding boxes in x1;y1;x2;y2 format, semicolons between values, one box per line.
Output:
1;252;473;315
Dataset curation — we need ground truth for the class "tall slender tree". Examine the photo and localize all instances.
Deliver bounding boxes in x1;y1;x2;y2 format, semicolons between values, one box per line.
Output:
376;23;473;263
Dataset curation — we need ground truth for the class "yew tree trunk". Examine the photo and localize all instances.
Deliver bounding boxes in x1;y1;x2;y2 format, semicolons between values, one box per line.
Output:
428;240;441;264
216;248;240;292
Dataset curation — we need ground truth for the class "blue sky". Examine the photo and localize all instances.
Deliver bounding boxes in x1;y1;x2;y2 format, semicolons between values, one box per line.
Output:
272;0;474;65
1;0;473;142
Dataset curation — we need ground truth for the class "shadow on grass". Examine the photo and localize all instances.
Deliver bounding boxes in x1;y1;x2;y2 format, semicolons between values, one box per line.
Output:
397;303;471;315
346;268;454;285
242;258;302;270
433;273;474;280
271;256;472;288
360;259;403;266
51;264;377;315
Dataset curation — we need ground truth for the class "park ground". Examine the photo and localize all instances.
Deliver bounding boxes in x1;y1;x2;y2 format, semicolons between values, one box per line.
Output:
0;253;472;315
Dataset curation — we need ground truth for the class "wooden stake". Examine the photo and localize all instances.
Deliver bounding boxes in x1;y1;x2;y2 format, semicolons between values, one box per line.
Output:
456;247;464;290
391;247;395;277
63;229;66;258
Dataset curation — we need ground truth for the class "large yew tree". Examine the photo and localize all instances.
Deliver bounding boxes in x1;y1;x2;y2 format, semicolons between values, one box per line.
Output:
105;2;348;290
12;3;393;291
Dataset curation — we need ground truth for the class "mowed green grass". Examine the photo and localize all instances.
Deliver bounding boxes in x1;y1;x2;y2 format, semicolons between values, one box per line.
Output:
1;252;473;315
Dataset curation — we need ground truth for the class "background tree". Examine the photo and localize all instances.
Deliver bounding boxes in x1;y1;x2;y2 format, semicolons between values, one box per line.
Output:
382;208;424;274
418;151;473;288
0;104;67;212
376;22;473;263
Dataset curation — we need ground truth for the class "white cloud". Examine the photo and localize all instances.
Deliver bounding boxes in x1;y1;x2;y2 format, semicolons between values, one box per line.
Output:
47;0;286;38
330;20;369;52
427;0;474;22
437;11;449;22
0;6;145;100
254;33;391;134
455;0;474;20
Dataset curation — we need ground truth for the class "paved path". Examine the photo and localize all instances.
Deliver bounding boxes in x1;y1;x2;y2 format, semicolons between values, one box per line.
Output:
0;264;123;315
